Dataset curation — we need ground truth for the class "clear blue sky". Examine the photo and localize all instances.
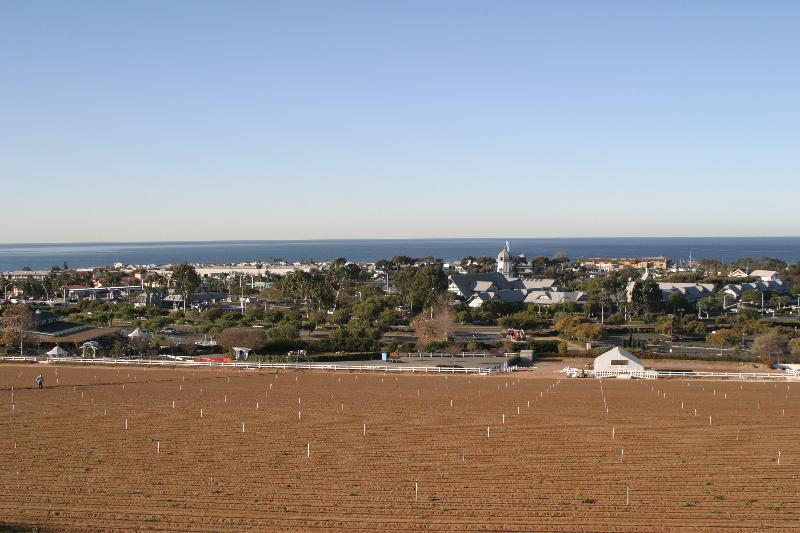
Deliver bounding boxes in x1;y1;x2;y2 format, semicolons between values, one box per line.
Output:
1;1;798;243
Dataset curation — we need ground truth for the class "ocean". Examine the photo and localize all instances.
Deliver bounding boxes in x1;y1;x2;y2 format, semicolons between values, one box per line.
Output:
0;237;798;271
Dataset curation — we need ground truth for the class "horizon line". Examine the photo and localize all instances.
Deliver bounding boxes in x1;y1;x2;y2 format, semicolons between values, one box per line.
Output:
2;235;800;247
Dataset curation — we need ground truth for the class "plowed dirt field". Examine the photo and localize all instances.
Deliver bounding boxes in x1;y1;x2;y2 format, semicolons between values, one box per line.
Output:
1;364;798;532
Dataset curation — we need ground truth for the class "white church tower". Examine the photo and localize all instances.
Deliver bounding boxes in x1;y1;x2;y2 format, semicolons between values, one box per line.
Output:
497;241;512;277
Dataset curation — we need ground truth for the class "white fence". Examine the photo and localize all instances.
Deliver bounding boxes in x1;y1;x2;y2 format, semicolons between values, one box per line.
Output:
408;352;490;358
23;357;502;374
590;369;790;380
655;370;790;380
594;370;658;380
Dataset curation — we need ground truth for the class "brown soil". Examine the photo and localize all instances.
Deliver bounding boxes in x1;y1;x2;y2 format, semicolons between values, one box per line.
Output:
1;364;798;532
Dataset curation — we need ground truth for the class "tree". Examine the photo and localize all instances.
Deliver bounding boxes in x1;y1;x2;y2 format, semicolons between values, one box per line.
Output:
574;322;606;341
391;264;447;313
789;338;800;357
655;315;679;337
1;304;35;355
326;258;362;309
585;275;625;323
171;263;201;312
99;269;123;287
698;297;722;318
630;280;662;316
410;297;456;350
218;327;267;352
459;256;496;273
750;333;786;365
706;328;740;349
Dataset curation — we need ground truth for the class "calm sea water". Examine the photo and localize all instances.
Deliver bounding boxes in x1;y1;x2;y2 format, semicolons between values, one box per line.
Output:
0;237;798;271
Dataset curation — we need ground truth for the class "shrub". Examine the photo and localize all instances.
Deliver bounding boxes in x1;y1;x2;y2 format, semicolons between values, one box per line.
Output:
218;327;267;352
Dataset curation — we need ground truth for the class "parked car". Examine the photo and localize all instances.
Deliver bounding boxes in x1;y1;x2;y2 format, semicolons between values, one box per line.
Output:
159;327;177;334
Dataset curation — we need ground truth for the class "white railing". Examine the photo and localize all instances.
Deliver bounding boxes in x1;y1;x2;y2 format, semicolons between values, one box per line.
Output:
0;356;39;362
408;351;490;358
34;357;499;374
590;369;789;380
655;370;789;380
594;370;658;380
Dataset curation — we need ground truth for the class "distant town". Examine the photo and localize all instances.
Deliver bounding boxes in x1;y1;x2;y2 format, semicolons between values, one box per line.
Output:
1;243;798;372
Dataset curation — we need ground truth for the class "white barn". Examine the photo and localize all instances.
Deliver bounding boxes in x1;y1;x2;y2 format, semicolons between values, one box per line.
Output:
593;347;645;375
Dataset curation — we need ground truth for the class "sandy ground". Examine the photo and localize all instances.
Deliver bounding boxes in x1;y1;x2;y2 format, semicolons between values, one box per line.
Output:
1;364;798;532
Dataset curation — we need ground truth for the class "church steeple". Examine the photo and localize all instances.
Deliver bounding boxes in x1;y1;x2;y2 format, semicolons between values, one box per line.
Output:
497;242;512;277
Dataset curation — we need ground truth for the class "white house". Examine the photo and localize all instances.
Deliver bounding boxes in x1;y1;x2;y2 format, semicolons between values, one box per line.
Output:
750;270;781;282
593;347;645;375
728;269;749;278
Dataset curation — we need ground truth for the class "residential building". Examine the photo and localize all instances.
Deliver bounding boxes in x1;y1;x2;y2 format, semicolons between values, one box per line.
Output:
718;280;789;301
750;270;781;282
626;281;716;302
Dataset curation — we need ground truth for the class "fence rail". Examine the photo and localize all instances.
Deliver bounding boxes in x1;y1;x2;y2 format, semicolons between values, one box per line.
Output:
655;370;790;380
9;357;504;374
408;352;490;358
590;369;790;380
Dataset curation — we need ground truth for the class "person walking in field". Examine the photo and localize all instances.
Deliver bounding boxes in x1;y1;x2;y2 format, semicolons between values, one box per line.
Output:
35;374;44;389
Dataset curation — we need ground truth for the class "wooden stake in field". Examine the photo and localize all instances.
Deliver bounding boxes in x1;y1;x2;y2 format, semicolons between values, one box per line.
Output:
621;448;624;462
172;401;175;409
415;482;418;501
307;442;310;458
298;410;301;420
709;416;712;426
200;408;203;418
612;427;615;439
778;450;781;465
487;426;490;438
502;414;505;424
125;418;128;430
157;441;160;454
242;422;245;433
626;485;630;505
363;422;366;436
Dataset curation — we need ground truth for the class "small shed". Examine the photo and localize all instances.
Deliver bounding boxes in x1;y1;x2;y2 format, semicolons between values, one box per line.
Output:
593;347;645;375
232;347;252;361
46;346;69;357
